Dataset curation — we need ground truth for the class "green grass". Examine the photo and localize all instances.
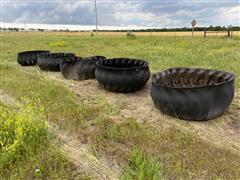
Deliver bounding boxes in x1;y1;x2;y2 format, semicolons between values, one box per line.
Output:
122;149;165;180
1;33;240;179
2;33;240;88
0;65;84;131
87;117;240;179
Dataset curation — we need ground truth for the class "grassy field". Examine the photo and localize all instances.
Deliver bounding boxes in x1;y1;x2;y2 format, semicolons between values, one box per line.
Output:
3;31;240;37
0;32;240;179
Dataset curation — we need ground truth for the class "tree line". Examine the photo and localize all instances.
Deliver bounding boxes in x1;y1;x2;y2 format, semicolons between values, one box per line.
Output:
1;25;239;32
103;26;240;32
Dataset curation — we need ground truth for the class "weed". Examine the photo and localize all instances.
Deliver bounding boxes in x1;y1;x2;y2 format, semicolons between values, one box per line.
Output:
0;100;83;179
48;40;68;47
122;148;165;180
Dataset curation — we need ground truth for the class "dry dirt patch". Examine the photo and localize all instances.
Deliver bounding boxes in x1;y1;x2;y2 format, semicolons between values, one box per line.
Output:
50;123;119;180
47;72;240;154
0;90;18;105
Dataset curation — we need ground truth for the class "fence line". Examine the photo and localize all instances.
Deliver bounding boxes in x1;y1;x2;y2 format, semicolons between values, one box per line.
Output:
2;31;240;37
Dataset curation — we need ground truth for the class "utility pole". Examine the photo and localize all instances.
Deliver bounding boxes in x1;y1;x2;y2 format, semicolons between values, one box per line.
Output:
95;0;98;35
24;19;27;33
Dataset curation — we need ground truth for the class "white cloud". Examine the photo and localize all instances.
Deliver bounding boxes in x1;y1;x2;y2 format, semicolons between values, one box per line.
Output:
218;5;240;23
57;1;93;15
1;0;240;28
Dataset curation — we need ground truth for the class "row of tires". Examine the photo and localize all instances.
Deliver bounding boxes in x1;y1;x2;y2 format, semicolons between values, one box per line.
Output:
17;50;235;121
18;51;150;93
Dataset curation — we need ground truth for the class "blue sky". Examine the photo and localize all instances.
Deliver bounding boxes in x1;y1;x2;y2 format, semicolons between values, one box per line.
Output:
1;0;239;28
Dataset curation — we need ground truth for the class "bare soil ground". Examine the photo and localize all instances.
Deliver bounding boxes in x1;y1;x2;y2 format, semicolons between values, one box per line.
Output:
48;72;240;154
0;90;18;105
51;123;119;179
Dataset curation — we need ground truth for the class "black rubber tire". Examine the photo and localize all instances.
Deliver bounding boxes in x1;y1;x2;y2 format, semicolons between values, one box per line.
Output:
151;68;235;120
95;58;150;93
60;56;106;80
17;50;50;66
37;53;75;72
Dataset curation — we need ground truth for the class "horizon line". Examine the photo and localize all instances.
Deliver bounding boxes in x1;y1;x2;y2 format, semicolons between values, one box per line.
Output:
0;22;238;31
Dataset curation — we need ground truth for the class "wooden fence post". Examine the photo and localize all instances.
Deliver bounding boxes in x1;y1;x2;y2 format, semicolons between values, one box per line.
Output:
227;30;230;38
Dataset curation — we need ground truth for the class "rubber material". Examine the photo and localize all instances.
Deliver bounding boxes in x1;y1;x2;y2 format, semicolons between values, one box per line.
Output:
37;53;75;71
151;68;235;120
95;58;150;93
60;56;106;80
17;50;50;66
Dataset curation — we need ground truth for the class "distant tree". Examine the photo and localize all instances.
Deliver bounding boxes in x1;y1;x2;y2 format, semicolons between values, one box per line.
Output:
209;25;214;31
37;28;44;32
8;27;19;32
191;19;197;36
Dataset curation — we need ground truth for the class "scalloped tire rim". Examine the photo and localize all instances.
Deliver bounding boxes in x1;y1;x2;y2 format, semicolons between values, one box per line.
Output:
151;67;235;121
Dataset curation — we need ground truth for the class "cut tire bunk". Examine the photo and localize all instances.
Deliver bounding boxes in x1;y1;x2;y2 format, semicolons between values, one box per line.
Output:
151;68;235;120
60;56;106;80
37;53;75;72
95;58;150;93
17;50;50;66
